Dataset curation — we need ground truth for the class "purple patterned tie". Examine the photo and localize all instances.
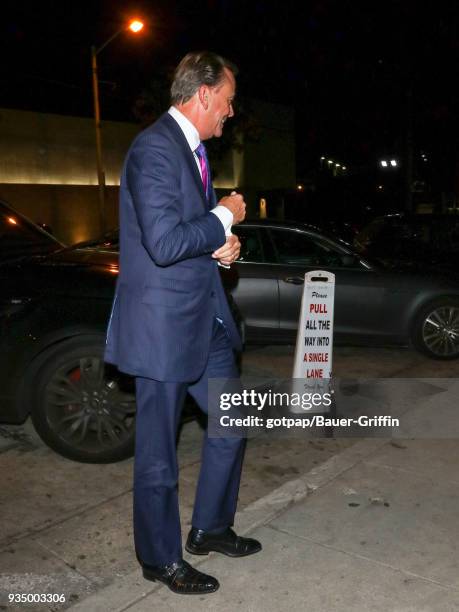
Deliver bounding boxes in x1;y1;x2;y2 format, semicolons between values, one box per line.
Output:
195;143;209;200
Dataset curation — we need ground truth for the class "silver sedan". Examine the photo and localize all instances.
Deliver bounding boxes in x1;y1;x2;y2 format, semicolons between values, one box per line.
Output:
222;220;459;360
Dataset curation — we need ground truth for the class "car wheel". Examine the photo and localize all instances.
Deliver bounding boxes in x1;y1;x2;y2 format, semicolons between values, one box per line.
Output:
412;299;459;360
30;336;136;463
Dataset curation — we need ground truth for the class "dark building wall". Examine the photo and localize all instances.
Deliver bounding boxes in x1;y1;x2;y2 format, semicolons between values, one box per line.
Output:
243;99;295;191
0;108;139;186
0;107;132;243
0;184;119;244
0;102;295;242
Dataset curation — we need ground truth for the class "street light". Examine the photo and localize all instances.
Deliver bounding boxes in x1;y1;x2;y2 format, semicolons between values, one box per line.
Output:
380;159;398;168
128;20;144;33
91;18;144;232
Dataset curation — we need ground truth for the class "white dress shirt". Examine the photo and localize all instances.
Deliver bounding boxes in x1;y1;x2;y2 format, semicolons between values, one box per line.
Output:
168;106;233;236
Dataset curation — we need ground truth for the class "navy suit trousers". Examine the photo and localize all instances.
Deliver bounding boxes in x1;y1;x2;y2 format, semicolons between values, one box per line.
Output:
133;319;246;566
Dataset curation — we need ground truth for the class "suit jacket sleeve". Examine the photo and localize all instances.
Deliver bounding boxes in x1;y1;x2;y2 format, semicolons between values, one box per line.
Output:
126;136;226;267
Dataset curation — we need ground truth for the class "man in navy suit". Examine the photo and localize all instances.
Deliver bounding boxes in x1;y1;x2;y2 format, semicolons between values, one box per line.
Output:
105;51;261;595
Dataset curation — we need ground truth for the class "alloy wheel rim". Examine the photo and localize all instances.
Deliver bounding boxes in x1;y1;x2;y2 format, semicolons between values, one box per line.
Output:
422;306;459;357
44;356;136;453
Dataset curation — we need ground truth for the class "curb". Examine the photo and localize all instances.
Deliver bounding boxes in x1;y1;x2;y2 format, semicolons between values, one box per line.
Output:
68;437;388;611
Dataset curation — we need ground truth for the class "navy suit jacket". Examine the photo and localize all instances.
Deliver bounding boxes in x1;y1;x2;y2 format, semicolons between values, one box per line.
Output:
104;112;242;382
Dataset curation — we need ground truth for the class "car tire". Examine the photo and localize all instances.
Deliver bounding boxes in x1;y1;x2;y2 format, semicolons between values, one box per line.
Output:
412;299;459;360
30;336;136;463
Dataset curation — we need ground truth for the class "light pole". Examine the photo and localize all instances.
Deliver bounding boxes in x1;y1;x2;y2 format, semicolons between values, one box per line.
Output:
91;19;144;233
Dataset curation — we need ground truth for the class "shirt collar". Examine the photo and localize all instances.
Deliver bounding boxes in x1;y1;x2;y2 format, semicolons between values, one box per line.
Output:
168;106;200;152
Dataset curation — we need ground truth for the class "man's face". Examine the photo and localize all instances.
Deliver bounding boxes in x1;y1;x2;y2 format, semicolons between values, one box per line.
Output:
204;68;236;139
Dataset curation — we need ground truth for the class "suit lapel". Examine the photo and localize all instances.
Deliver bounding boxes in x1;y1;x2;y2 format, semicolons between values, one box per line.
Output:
161;114;208;206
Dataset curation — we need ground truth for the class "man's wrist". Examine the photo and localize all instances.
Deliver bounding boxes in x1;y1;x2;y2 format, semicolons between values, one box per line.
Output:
211;205;233;236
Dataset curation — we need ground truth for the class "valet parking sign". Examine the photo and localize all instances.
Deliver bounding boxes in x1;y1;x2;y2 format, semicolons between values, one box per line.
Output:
293;270;335;382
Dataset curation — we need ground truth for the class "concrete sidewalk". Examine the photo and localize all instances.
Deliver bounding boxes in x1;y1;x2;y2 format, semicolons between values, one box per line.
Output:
69;432;459;612
3;346;458;611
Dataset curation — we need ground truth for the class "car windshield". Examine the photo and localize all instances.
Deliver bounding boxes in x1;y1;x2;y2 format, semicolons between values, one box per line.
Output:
0;206;64;263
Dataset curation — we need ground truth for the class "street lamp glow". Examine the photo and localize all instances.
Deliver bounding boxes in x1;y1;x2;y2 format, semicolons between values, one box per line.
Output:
390;160;397;167
342;166;347;170
380;160;388;167
320;156;325;160
328;159;333;164
335;163;341;168
128;19;144;33
297;184;304;191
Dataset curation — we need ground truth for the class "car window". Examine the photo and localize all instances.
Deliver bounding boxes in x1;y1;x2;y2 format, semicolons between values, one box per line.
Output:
232;226;265;263
269;228;355;267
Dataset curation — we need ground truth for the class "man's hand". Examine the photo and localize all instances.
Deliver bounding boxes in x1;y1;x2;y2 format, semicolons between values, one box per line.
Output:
218;192;246;224
212;234;241;265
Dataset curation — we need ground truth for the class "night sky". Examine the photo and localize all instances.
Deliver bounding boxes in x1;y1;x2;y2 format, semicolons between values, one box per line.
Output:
2;0;458;204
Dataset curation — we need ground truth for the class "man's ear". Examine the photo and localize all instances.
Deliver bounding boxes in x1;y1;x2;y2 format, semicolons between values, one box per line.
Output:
198;85;209;110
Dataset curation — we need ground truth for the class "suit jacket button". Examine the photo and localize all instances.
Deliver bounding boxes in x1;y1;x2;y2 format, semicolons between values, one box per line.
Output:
210;291;216;298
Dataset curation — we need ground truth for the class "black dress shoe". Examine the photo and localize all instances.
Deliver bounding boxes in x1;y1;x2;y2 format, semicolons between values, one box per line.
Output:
141;558;219;594
186;527;262;557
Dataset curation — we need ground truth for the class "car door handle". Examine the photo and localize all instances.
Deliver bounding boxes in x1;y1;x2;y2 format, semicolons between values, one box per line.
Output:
283;276;304;285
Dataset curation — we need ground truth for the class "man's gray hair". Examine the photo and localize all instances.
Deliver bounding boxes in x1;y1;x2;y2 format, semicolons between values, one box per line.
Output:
171;51;238;105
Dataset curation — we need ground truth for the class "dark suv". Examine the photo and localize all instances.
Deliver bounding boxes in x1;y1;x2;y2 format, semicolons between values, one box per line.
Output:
0;200;136;463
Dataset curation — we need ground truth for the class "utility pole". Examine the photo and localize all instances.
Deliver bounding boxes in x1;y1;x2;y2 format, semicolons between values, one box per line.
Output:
91;19;144;234
91;46;106;233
